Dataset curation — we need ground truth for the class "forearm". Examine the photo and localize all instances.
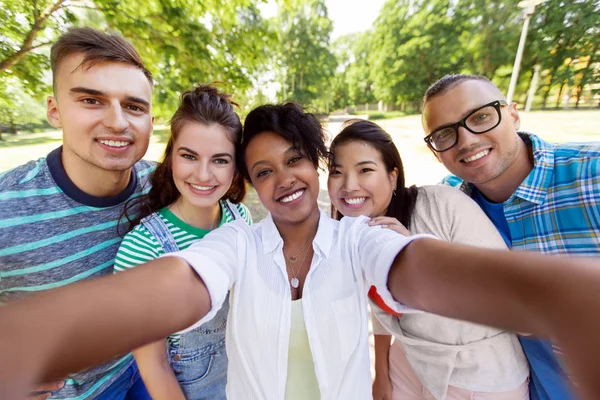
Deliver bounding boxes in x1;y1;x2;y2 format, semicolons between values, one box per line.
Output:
388;238;600;399
373;334;392;377
133;341;186;400
0;256;210;386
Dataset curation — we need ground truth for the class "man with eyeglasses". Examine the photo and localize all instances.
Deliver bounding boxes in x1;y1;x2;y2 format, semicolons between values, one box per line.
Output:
421;73;600;400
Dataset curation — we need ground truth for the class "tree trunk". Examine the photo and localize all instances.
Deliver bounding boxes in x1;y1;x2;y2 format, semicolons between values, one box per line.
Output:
575;85;583;109
555;82;565;109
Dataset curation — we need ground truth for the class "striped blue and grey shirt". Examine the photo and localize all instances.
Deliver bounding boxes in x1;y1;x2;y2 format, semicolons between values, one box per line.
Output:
0;146;154;399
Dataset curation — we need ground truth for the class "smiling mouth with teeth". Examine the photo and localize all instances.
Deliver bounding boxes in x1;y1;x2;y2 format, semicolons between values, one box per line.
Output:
462;149;491;163
343;197;366;205
279;189;305;203
98;139;130;148
189;184;217;191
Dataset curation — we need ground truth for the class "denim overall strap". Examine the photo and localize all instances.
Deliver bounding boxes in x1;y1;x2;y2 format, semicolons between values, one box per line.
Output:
141;212;180;253
223;199;242;221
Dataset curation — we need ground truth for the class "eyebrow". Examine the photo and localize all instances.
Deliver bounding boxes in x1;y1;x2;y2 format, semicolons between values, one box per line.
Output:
177;146;198;156
430;103;492;133
178;147;233;159
69;87;150;108
332;160;378;168
251;145;296;173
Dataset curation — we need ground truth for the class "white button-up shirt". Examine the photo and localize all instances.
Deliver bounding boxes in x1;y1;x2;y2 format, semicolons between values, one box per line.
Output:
169;211;428;399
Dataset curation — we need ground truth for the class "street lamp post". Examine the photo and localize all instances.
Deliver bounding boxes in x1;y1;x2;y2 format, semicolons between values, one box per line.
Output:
506;0;545;104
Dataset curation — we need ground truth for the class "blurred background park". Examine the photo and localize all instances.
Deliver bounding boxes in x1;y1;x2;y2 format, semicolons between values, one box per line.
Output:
1;0;599;219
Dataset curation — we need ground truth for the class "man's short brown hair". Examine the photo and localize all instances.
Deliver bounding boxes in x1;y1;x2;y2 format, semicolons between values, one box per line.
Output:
50;27;153;91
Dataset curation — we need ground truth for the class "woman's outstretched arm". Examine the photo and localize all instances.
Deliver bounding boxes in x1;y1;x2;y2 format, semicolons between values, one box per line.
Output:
0;256;210;400
387;238;600;400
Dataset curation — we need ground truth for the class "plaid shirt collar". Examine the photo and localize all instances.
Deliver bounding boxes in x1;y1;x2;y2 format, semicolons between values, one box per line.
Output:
460;132;553;205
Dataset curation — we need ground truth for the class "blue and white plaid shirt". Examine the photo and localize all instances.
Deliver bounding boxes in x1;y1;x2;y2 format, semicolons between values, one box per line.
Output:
444;132;600;255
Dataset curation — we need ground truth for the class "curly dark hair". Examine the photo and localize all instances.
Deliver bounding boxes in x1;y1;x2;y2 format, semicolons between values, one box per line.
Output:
122;83;245;232
239;102;328;184
328;119;419;229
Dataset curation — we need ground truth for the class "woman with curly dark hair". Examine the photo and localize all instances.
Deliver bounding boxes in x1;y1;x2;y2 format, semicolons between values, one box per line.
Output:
3;103;600;400
114;84;251;400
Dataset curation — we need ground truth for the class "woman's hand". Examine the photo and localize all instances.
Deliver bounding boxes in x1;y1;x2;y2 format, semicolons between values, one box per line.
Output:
368;217;411;236
372;373;393;400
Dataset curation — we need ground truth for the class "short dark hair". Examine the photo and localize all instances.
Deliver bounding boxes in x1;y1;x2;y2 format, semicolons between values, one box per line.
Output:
122;84;245;231
239;102;328;183
50;27;153;91
329;119;418;228
423;74;492;105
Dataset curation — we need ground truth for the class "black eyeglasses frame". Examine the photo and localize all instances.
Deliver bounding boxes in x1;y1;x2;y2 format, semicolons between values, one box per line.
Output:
424;100;508;153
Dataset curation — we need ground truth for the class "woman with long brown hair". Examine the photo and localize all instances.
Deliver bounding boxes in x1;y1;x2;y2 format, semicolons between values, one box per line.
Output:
114;84;251;400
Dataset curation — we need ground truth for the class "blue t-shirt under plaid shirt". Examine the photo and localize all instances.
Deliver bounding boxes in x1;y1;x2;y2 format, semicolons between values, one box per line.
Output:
444;132;600;400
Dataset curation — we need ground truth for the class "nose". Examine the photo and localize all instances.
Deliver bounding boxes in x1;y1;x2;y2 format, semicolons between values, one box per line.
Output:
455;125;480;150
341;173;360;192
276;169;296;189
104;104;129;132
194;161;213;182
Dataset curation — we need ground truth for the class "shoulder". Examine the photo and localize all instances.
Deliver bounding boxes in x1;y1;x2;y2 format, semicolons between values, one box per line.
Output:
114;223;162;272
0;158;49;192
529;133;600;162
133;160;157;186
417;184;471;204
119;222;161;252
235;202;253;224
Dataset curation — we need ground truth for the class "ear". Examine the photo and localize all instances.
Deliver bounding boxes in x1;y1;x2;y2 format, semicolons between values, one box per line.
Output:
389;167;399;185
151;114;155;125
47;96;61;129
508;102;520;131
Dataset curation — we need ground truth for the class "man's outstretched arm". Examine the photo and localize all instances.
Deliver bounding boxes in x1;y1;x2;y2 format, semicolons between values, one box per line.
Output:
0;256;210;399
387;238;600;400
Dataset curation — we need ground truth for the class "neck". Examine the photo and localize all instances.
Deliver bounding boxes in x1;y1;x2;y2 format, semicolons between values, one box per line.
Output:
170;197;221;230
476;139;533;203
276;207;321;247
61;149;131;197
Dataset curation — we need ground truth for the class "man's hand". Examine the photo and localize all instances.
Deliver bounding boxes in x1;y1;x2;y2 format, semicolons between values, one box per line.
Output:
30;381;65;399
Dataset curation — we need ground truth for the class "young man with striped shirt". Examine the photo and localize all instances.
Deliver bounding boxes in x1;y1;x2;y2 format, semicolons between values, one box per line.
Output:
0;28;155;399
423;74;600;400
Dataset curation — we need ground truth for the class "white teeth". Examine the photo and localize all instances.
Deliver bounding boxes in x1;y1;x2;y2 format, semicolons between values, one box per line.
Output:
344;197;366;205
190;184;216;191
99;139;129;148
280;189;304;203
463;149;490;163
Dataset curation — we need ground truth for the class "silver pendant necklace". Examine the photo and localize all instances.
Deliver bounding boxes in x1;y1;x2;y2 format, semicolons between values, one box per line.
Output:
283;239;313;288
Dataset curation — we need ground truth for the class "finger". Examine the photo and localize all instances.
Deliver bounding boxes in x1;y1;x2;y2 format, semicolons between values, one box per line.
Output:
30;394;51;400
368;217;397;225
34;381;65;392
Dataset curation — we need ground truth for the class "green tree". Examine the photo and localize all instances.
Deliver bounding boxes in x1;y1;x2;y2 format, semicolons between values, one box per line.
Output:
275;0;337;111
369;0;463;110
528;0;600;108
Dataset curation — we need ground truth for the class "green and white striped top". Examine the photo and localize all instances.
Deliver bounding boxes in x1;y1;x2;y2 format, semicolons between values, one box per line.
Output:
114;200;252;346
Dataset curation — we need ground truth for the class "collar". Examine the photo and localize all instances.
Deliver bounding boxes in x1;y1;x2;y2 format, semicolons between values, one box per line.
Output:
260;209;334;257
460;132;554;205
511;132;554;205
47;146;138;208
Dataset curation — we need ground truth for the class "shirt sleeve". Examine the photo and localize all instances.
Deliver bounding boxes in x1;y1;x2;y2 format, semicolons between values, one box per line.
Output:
160;222;242;332
113;228;161;273
353;217;437;314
